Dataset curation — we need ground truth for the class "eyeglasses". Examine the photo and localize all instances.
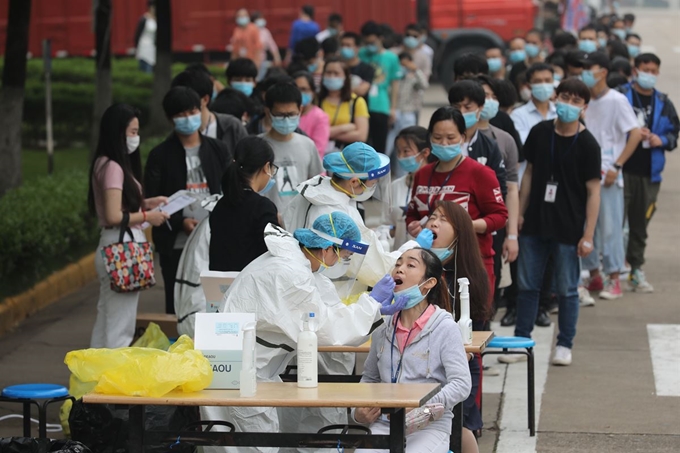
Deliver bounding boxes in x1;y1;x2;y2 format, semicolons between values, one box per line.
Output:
269;163;279;176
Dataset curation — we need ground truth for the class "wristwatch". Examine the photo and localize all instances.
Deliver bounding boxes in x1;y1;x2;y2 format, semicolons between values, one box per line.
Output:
613;163;622;171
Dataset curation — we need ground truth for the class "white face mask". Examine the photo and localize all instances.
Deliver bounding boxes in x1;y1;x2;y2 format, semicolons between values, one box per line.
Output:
353;183;377;202
126;135;140;154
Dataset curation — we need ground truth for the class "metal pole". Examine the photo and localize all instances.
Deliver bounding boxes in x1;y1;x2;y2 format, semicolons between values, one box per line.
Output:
43;39;54;175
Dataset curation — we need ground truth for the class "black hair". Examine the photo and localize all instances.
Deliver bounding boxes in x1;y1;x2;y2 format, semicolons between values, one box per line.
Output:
185;62;213;78
486;43;503;51
294;37;320;61
448;79;486;107
494;79;518;108
607;72;629;89
565;50;585;68
624;13;635;22
319;56;352;103
405;23;420;34
301;4;314;19
226;58;258;81
360;20;382;37
162;86;201;118
171;70;213;100
221;136;275;205
556;78;591;104
611;56;632;77
250;10;263;20
526;28;544;40
453;53;489;79
211;87;256;119
607;39;630;60
265;81;302;110
341;31;361;46
395;125;429;152
292;70;317;93
546;50;567;71
88;103;143;217
427;107;467;142
579;24;597;35
634;52;661;68
398;51;413;61
321;36;339;56
525;62;554;82
329;13;342;24
626;32;641;41
475;74;498;95
412;248;452;313
552;30;578;50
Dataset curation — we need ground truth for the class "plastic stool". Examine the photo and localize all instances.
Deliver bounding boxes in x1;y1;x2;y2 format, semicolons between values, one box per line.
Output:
481;336;536;436
0;383;75;438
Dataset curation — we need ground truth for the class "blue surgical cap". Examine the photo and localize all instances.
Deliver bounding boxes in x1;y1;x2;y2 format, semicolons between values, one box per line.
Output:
294;211;361;249
323;142;390;180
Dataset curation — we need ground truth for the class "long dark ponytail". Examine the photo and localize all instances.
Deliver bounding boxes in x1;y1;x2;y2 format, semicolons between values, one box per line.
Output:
416;247;452;313
88;103;143;217
221;136;275;205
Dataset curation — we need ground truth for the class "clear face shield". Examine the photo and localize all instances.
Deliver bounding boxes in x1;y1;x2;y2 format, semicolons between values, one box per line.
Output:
310;228;370;300
336;153;392;228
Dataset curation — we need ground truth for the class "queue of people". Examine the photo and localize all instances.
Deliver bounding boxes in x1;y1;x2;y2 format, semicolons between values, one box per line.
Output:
89;7;677;453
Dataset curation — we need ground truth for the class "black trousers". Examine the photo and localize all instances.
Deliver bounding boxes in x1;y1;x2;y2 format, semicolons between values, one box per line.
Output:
158;249;183;315
368;112;390;154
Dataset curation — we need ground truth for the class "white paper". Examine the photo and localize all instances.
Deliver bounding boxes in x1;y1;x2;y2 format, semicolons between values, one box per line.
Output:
140;190;198;229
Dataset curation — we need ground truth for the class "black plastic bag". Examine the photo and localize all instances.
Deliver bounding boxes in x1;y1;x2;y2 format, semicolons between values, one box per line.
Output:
68;400;198;453
0;438;91;453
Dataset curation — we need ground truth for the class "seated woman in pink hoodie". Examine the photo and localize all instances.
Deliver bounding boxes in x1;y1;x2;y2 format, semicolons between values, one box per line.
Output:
294;71;330;160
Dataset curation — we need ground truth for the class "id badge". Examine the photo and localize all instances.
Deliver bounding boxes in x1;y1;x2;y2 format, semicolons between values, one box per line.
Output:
544;181;558;203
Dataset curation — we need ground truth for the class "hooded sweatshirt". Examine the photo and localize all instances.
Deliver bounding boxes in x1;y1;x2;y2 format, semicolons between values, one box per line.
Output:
358;306;472;434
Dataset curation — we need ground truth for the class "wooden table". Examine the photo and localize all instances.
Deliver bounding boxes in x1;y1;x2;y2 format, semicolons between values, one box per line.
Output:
82;382;441;453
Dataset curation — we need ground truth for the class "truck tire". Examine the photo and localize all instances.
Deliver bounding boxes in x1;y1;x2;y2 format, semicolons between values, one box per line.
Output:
438;45;487;91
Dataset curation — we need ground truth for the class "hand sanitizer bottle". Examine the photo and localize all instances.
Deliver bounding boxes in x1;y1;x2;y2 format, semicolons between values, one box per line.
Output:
457;278;473;345
297;312;318;388
240;322;257;397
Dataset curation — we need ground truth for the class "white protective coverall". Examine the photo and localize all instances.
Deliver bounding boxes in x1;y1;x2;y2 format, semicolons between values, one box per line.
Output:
200;224;383;453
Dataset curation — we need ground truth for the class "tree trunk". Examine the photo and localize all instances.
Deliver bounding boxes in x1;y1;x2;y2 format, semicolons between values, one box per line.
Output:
0;0;32;197
147;0;172;136
90;0;113;156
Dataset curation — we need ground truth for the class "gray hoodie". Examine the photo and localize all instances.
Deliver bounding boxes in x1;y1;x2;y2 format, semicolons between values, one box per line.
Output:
359;306;472;434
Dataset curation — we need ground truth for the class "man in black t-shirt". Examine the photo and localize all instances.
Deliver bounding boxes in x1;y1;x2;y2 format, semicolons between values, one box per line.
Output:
339;32;375;99
513;79;602;367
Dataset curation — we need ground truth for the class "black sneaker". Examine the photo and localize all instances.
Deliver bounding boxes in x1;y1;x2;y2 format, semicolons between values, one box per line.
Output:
535;309;552;327
500;308;516;326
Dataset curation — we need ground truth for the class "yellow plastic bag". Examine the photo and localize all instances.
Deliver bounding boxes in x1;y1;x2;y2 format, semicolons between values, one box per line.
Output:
131;321;171;350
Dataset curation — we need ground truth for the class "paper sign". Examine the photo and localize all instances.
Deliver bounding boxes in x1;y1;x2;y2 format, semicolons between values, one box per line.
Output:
215;322;239;336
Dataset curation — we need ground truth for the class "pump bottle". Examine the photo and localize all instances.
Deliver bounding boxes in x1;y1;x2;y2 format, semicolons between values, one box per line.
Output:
297;312;318;388
240;322;257;397
457;278;473;345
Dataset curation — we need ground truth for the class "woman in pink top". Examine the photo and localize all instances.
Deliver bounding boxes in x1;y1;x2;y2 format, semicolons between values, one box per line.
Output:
294;71;330;160
251;11;282;80
87;104;169;349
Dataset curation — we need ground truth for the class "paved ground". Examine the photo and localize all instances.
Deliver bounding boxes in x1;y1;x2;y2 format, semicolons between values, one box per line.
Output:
1;6;679;452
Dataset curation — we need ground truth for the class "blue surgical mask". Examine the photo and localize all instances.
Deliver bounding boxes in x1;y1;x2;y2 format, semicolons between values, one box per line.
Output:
307;62;318;73
463;110;479;129
236;16;250;27
581;70;598;88
531;83;554;102
627;44;640;58
323;76;345;91
301;92;313;106
270;115;300;135
403;36;420;49
431;247;453;262
555;101;582;123
480;98;499;120
211;88;218;101
487;57;503;73
431;142;462;161
598;37;607;49
365;44;379;55
340;47;355;59
231;81;254;97
579;40;597;53
636;71;657;90
393;281;430;310
259;175;276;194
255;18;266;28
553;73;563;82
509;49;526;64
612;29;627;40
173;113;202;135
525;43;540;58
397;154;422;173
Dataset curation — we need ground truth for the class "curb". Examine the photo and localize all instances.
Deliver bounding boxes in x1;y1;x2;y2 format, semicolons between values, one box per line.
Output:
0;252;97;337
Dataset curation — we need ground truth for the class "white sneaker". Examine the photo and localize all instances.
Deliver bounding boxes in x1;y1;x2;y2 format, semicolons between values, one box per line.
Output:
578;286;595;307
552;346;572;366
628;269;654;293
497;354;528;364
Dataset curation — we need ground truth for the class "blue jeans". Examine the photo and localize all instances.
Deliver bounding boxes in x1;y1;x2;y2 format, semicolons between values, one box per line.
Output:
515;235;581;349
581;184;625;275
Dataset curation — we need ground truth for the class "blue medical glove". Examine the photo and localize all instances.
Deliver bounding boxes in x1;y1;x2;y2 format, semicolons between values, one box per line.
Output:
380;294;408;316
370;274;396;305
415;228;434;249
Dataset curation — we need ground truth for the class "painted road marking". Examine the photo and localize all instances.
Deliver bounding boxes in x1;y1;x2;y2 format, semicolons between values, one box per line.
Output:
647;324;680;397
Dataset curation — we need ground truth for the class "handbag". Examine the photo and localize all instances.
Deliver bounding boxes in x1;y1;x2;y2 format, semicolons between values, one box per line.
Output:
404;403;446;436
101;212;156;293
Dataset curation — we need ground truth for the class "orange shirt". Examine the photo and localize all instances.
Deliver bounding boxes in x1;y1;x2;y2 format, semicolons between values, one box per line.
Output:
230;23;263;66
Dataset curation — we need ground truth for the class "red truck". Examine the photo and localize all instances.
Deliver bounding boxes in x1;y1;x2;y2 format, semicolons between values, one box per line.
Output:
0;0;537;87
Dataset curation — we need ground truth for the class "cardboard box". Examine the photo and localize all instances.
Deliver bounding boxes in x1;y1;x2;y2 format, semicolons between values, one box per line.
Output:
133;313;178;343
194;312;256;389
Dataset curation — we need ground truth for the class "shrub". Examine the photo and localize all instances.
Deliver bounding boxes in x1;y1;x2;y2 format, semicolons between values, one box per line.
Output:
0;170;99;299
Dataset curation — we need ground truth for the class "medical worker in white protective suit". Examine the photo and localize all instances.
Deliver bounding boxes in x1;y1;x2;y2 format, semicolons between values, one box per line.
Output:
200;212;409;453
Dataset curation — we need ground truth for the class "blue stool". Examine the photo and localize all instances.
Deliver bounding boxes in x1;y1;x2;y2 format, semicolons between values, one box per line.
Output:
0;383;75;438
481;336;536;436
